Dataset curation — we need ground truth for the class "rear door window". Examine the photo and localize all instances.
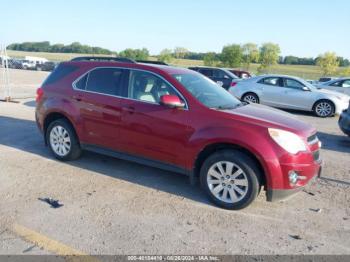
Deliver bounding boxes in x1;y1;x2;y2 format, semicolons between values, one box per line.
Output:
330;81;342;87
199;69;214;77
342;80;350;88
213;69;227;78
74;74;88;90
85;68;124;96
258;77;281;86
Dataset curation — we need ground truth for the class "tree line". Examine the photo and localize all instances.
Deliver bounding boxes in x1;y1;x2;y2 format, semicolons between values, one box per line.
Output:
7;41;350;76
8;41;115;55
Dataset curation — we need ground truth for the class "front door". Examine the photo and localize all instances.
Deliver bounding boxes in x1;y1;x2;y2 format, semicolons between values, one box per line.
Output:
280;78;311;110
118;69;191;168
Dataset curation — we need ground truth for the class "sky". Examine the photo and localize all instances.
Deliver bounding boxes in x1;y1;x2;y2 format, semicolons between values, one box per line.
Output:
1;0;349;58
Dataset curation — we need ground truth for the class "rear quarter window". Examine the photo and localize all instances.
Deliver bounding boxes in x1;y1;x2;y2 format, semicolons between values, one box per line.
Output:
43;64;79;86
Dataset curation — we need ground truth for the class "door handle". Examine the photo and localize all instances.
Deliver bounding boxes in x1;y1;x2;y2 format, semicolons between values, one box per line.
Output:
73;95;82;102
122;106;135;114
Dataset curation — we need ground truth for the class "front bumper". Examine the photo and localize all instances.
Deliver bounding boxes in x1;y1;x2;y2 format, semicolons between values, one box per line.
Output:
339;110;350;136
336;100;350;115
267;166;321;202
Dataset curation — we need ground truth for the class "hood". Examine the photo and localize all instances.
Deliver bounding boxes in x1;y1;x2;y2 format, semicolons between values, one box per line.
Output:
221;104;315;136
314;88;350;99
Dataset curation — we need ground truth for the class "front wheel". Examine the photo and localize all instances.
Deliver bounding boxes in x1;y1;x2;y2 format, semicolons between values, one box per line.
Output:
200;150;262;210
313;100;335;117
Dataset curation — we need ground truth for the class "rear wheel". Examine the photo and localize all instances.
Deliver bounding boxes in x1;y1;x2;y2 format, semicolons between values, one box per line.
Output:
313;100;335;117
200;150;261;210
46;119;82;161
242;93;259;104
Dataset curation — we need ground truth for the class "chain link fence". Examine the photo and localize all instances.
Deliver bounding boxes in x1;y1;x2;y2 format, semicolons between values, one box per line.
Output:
0;44;50;101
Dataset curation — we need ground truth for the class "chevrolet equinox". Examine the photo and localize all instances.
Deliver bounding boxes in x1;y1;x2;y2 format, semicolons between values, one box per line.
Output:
35;57;322;210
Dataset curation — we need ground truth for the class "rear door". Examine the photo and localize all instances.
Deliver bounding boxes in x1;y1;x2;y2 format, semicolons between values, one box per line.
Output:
72;67;127;150
118;69;191;168
257;77;284;107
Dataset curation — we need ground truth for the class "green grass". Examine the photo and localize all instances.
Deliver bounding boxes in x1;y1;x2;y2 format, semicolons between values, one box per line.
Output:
7;50;348;80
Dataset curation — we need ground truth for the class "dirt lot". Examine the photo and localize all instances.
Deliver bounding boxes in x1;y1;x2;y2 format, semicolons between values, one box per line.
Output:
0;69;349;256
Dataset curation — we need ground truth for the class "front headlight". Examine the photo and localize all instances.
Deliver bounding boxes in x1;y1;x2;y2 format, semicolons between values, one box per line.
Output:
268;128;307;154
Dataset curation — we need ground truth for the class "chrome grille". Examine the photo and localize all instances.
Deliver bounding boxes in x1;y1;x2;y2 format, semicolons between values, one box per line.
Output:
307;134;318;145
313;150;321;162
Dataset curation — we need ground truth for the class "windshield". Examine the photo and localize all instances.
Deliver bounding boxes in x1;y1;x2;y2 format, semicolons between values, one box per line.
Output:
172;73;242;109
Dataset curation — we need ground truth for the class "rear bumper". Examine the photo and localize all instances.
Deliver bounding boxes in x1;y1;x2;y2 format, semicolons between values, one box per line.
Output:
339;110;350;136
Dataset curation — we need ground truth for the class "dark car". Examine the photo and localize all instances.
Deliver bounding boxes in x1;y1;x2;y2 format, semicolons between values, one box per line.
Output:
188;66;239;90
8;59;24;69
0;58;23;69
319;77;337;83
36;61;57;71
339;101;350;136
227;69;252;79
35;56;321;210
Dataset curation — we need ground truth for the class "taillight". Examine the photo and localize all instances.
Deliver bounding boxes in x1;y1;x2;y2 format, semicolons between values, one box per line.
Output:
231;82;237;87
36;87;44;102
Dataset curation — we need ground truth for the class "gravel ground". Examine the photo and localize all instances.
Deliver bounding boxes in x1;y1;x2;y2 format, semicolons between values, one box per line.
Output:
0;70;349;256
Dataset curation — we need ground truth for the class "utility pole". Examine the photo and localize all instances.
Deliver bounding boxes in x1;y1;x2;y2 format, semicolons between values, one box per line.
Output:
0;43;12;102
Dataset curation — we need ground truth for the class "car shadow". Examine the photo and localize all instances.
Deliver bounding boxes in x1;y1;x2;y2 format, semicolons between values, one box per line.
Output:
280;108;315;117
0;116;210;206
23;100;36;107
317;131;350;154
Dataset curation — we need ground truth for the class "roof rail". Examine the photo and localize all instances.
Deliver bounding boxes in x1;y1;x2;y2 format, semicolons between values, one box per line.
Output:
71;56;136;63
136;60;168;66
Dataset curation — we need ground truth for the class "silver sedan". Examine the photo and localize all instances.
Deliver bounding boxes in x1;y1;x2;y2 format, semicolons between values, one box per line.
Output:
317;78;350;95
229;75;350;117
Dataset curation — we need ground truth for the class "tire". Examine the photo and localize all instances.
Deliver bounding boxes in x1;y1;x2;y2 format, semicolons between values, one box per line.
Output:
200;150;262;210
46;119;82;161
313;100;335;117
242;93;259;104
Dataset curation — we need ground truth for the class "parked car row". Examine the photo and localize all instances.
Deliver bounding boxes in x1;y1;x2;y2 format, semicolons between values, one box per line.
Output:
188;66;350;118
0;57;57;71
36;56;323;210
317;78;350;95
228;75;350;118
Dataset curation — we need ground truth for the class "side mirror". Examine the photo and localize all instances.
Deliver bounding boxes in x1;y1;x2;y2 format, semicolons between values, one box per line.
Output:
302;86;311;91
160;94;185;109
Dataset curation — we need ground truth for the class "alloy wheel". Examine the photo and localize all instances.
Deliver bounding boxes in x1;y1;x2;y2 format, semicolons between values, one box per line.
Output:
49;126;71;157
207;161;249;204
243;95;258;103
315;102;332;117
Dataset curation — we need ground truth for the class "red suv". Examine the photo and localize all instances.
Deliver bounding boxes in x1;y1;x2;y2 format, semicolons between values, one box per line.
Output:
36;57;322;210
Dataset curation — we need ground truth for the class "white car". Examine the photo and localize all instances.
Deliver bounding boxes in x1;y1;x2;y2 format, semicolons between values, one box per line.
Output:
229;75;350;117
317;78;350;95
